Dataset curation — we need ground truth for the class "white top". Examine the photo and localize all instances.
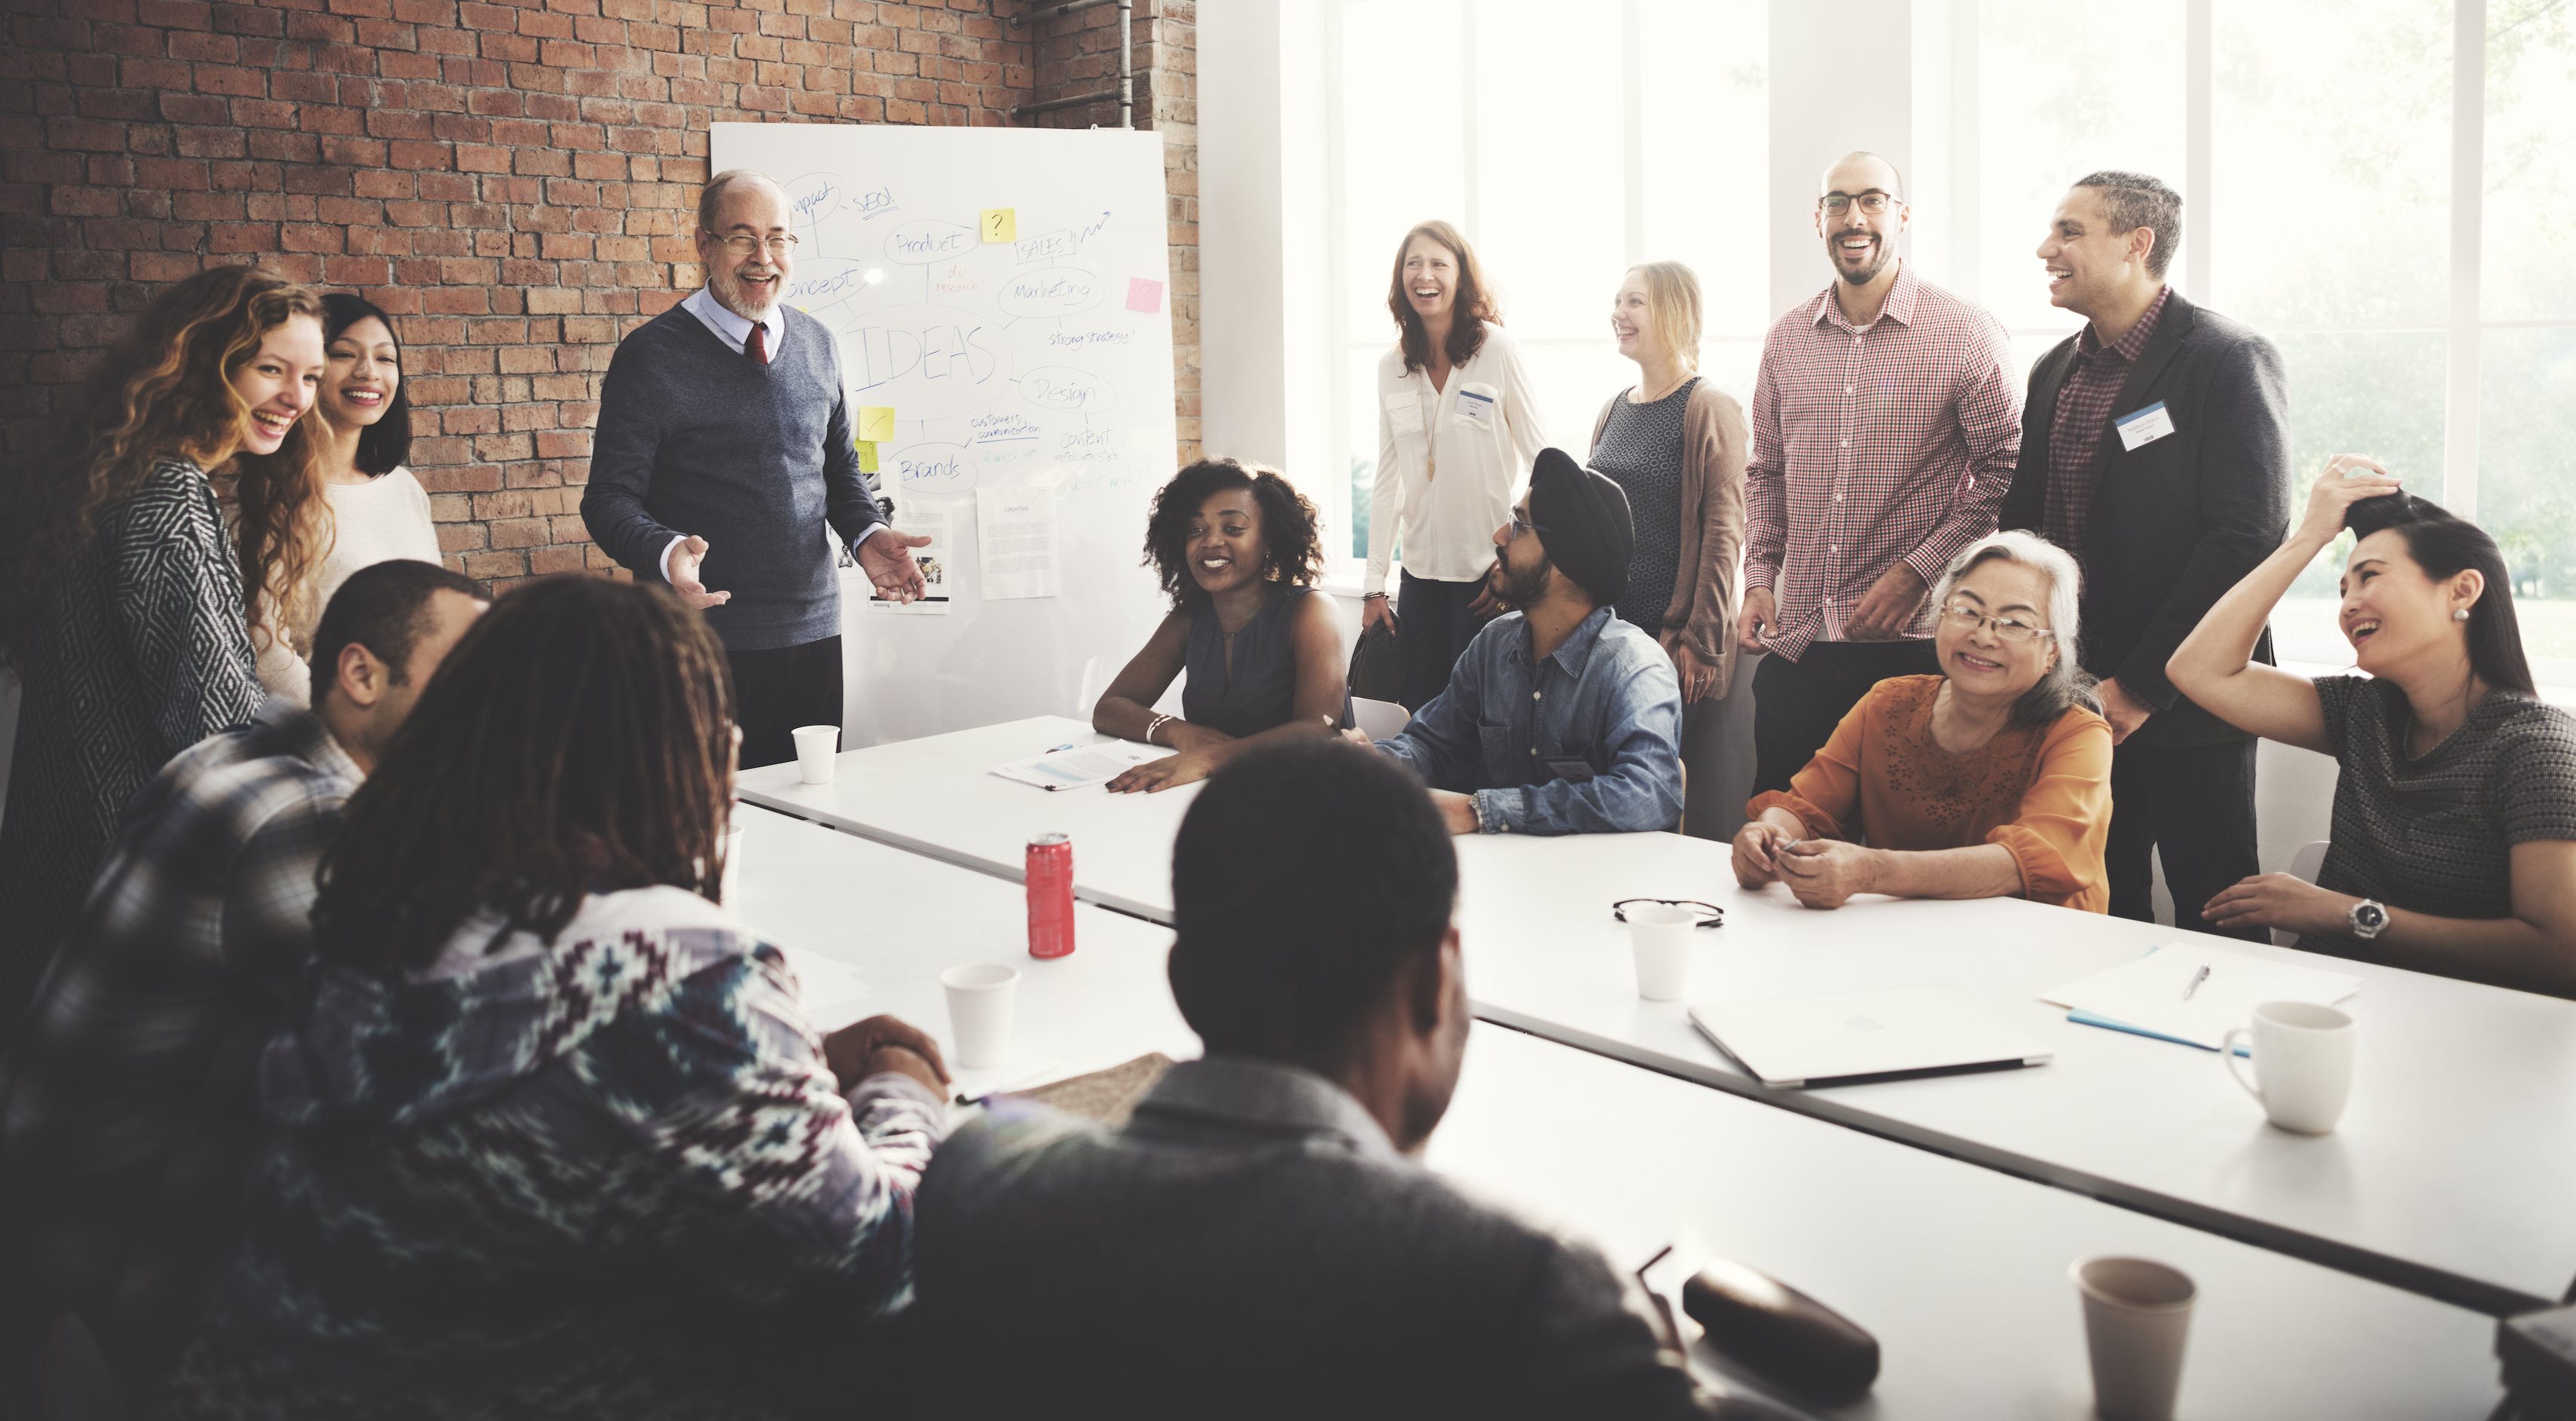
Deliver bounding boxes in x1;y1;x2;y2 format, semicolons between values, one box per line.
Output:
255;465;445;706
1365;322;1548;596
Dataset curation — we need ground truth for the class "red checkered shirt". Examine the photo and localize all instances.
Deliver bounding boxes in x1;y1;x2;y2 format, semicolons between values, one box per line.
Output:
2043;285;2171;566
1744;262;2019;662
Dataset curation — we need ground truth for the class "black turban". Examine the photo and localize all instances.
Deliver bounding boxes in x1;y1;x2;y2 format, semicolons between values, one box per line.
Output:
1526;447;1633;607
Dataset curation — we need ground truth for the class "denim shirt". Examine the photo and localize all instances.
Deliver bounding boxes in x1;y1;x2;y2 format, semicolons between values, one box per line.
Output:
1375;606;1683;835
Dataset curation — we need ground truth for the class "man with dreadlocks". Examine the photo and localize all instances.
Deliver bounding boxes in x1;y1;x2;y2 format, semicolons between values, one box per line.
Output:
163;575;951;1421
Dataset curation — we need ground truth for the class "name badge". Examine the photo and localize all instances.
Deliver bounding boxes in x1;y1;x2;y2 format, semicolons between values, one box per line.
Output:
2114;400;2176;453
1454;387;1497;427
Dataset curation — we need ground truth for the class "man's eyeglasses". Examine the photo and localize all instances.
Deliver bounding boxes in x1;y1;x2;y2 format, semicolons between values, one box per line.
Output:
1937;601;2050;643
1818;191;1901;216
1507;511;1548;541
705;232;800;257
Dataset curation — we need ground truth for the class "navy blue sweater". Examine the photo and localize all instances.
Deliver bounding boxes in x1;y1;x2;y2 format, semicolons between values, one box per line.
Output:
583;302;884;651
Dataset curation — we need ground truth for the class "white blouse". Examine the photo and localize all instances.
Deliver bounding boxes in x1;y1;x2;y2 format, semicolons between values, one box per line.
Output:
255;466;447;705
1365;322;1549;597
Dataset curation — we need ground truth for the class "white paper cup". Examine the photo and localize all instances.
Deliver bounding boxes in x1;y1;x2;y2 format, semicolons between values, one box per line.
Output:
941;963;1020;1071
1625;903;1698;1002
719;820;746;903
2222;1001;2355;1135
2073;1255;2196;1421
791;725;841;785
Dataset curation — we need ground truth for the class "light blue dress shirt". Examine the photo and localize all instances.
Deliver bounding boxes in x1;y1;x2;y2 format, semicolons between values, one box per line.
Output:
1374;606;1683;835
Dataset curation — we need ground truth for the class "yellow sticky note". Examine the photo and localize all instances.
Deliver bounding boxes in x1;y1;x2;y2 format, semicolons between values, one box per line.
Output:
858;407;896;442
979;208;1017;243
856;440;878;474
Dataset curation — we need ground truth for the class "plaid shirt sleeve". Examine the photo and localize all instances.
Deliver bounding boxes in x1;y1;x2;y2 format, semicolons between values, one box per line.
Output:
218;785;347;992
1741;324;1789;593
1897;308;2020;590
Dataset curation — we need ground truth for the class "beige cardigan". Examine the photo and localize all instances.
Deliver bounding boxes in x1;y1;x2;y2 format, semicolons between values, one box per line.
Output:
1589;378;1750;700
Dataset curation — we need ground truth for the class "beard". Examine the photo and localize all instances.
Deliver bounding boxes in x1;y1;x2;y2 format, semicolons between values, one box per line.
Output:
1830;231;1894;286
713;267;780;319
1491;548;1553;610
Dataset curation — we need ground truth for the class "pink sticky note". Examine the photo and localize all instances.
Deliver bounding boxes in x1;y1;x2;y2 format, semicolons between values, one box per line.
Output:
1126;277;1164;314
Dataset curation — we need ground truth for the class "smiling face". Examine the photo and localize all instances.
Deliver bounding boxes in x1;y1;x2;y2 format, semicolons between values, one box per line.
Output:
2339;528;2478;677
1401;234;1460;325
1814;153;1908;287
1610;270;1660;363
227;314;325;456
696;176;795;321
320;314;400;431
1934;556;2059;701
2037;185;2148;319
1186;487;1268;596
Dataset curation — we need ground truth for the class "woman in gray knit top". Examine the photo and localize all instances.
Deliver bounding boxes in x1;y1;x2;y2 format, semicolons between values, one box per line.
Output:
2170;458;2576;998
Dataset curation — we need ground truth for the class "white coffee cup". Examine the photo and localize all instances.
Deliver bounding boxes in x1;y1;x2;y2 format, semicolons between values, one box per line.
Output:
2222;1001;2355;1135
2072;1255;2196;1421
1624;903;1699;1002
791;725;841;785
941;963;1020;1071
719;818;746;903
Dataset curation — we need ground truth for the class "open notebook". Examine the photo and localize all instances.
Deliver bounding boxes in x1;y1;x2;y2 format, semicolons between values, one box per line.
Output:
2040;944;2360;1051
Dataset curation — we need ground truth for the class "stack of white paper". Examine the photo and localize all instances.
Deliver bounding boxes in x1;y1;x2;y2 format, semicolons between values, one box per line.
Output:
2040;945;2361;1050
988;742;1170;791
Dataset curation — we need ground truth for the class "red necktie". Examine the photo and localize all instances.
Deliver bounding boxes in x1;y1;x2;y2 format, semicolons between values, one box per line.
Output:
745;322;769;366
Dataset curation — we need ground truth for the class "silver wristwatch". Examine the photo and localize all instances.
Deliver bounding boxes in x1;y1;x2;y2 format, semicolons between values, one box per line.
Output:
2347;898;2390;941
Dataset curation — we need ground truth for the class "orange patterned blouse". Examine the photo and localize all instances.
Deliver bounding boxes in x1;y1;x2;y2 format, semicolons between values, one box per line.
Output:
1747;674;2114;912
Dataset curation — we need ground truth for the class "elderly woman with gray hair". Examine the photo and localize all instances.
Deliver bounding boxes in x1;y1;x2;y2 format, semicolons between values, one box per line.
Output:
1732;530;2115;912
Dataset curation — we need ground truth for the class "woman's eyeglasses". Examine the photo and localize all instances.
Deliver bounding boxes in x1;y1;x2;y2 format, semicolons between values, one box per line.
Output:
1937;602;2050;643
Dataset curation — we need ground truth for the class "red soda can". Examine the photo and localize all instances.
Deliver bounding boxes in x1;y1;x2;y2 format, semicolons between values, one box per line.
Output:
1026;833;1076;958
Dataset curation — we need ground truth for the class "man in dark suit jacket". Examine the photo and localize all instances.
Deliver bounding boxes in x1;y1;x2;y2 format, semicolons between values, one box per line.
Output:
910;741;1779;1419
2002;171;2291;940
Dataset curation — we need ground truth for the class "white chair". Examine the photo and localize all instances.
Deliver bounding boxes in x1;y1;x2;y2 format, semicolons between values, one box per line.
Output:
2273;839;2332;947
1351;696;1410;741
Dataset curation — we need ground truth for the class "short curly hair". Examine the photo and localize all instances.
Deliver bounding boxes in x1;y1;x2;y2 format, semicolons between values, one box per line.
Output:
1143;458;1326;607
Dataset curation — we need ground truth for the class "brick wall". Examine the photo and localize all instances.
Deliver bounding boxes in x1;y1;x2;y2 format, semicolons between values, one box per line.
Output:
0;0;1198;591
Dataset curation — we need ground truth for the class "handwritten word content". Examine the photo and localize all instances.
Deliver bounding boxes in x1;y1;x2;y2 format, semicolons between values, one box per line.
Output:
887;221;977;264
1000;267;1103;319
893;441;974;489
971;411;1042;444
1018;365;1113;413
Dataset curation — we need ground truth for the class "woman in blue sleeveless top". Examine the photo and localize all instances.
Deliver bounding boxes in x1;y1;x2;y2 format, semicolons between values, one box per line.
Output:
1093;459;1352;793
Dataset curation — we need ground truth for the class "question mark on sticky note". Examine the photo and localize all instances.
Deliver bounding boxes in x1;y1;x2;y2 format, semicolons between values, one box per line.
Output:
980;208;1016;243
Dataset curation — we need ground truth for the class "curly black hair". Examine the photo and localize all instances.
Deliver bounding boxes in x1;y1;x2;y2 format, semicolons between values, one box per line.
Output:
1143;458;1326;607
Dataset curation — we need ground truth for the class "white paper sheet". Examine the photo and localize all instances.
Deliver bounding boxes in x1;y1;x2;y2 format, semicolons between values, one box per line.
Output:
989;741;1170;791
975;485;1061;600
865;499;959;615
2040;944;2361;1050
780;948;874;1030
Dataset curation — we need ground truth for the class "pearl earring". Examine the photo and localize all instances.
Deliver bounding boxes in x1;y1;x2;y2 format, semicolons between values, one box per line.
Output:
2453;609;2471;622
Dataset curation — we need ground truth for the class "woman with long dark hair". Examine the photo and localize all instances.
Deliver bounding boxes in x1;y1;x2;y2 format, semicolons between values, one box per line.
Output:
166;575;951;1418
2170;457;2576;997
1091;458;1350;793
253;292;444;704
1363;220;1547;709
0;265;328;1028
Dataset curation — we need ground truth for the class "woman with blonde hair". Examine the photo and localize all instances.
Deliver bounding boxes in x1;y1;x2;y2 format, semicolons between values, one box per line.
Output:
0;264;331;1030
1363;220;1548;710
1592;261;1748;836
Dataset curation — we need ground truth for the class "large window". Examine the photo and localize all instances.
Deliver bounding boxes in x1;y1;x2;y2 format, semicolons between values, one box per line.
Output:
1316;0;1769;570
1941;0;2576;680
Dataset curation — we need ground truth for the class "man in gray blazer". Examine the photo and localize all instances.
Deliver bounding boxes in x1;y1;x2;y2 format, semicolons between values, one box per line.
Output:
2002;170;2291;938
911;741;1771;1419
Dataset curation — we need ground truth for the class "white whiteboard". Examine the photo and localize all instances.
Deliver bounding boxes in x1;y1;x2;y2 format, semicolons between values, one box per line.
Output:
708;123;1177;747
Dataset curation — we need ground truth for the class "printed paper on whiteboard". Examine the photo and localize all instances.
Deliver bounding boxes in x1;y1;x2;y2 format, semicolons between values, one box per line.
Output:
866;499;957;616
977;485;1061;600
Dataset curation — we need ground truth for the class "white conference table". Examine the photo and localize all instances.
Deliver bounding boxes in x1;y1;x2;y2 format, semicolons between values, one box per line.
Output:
1433;1025;2504;1419
727;803;2502;1417
740;716;2576;1315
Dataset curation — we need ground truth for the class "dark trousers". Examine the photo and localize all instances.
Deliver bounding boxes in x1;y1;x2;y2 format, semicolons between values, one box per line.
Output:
1750;639;1942;795
2107;737;2264;940
1396;570;1490;711
730;635;844;770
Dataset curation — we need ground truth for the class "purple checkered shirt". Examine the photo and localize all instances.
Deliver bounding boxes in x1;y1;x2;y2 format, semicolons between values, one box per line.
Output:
2043;285;2172;565
1743;262;2020;662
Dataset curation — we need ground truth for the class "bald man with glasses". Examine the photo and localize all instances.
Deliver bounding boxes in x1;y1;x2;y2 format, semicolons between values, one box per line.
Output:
584;169;929;767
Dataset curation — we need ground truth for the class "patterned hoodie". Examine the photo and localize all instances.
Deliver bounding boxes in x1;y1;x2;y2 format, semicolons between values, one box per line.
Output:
163;885;945;1419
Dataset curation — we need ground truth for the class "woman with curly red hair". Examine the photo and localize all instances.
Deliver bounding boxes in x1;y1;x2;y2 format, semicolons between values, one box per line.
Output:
1091;458;1351;793
0;264;331;1034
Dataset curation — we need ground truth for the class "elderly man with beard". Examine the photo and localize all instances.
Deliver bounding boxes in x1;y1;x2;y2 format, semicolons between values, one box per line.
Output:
1356;448;1683;835
1736;151;2020;796
583;169;929;768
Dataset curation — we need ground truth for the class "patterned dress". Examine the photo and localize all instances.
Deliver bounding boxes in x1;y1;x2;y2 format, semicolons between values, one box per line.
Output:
163;886;946;1419
1589;378;1696;633
0;459;263;1044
